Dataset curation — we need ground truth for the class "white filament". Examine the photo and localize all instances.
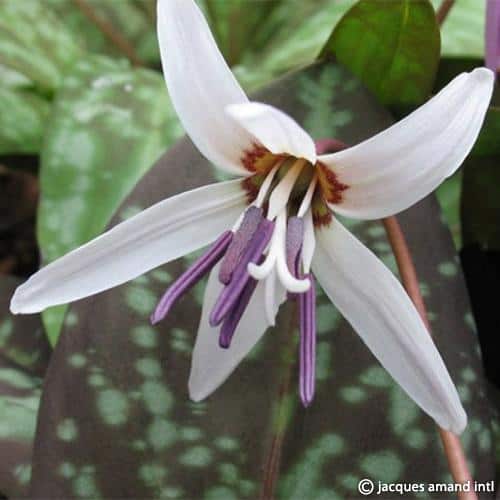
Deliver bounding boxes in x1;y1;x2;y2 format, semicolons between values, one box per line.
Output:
247;221;280;280
248;158;318;294
297;174;317;218
249;209;310;293
302;209;316;274
275;211;310;293
231;211;245;232
267;159;306;220
231;161;282;232
255;161;281;208
264;268;277;326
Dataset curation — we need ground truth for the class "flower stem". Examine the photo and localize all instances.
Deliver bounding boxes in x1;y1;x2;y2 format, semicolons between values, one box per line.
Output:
383;216;476;500
73;0;144;67
436;0;455;25
260;304;298;500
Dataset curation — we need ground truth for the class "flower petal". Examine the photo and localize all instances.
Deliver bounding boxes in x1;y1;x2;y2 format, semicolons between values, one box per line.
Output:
11;180;247;314
312;218;467;434
189;264;284;401
319;68;494;219
157;0;252;176
226;102;317;164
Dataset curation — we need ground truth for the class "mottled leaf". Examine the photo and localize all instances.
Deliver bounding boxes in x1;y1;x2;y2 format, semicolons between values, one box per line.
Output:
0;87;50;155
234;0;356;91
320;0;440;106
37;55;183;345
45;0;159;65
0;64;32;88
0;0;82;91
201;0;285;66
30;62;494;499
0;276;51;497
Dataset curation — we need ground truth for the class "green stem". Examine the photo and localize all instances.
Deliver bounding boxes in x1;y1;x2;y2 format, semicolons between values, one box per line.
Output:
73;0;144;67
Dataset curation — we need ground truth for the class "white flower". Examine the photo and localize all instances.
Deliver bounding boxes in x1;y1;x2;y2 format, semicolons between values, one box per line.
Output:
11;0;493;435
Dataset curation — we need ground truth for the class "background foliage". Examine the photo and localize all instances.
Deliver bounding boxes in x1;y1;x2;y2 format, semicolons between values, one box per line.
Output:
0;0;498;498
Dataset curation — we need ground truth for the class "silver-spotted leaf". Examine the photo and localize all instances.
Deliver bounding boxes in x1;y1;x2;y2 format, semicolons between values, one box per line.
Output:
45;0;159;65
0;276;51;498
0;86;50;155
0;0;82;91
38;55;183;345
234;0;356;91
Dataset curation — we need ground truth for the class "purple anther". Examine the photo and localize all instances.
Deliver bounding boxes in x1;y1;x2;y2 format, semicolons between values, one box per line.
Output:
219;206;263;285
286;217;304;276
314;138;348;155
286;217;304;301
486;0;500;72
209;218;274;327
150;231;233;325
299;273;316;407
219;277;258;349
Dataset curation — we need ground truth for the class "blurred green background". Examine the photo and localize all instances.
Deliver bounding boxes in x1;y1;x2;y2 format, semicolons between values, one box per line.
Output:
0;0;499;497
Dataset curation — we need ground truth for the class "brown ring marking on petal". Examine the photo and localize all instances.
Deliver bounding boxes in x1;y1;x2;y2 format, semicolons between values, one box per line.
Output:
241;174;265;204
311;189;332;228
241;142;285;174
316;162;349;204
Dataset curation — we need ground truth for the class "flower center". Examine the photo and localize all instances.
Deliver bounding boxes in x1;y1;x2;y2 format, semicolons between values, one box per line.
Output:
151;141;349;407
241;144;348;228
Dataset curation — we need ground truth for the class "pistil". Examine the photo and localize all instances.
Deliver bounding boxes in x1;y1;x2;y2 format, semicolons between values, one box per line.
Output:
299;273;316;407
267;159;307;220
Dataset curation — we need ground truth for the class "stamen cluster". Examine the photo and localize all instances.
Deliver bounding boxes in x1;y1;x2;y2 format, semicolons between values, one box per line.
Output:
152;155;322;406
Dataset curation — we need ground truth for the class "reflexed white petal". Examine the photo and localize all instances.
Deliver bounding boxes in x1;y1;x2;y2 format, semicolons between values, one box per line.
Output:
320;68;494;219
11;180;247;314
226;102;317;164
157;0;252;176
189;264;284;401
312;218;467;434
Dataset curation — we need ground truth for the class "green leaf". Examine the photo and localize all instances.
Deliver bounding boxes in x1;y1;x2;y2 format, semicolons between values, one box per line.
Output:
45;0;159;65
0;64;33;88
37;55;182;345
430;0;485;58
320;0;440;106
0;0;82;92
201;0;285;66
0;86;50;155
234;0;356;92
0;276;51;497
